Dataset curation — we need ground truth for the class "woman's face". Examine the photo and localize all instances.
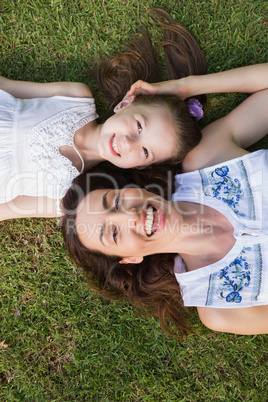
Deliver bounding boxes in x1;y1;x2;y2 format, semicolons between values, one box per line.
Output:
75;187;181;261
97;103;178;169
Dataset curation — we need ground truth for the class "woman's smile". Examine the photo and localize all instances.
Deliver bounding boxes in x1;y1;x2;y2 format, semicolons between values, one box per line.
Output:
143;204;165;237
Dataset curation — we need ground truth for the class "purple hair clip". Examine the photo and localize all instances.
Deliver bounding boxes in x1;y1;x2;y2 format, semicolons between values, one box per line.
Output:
187;98;204;121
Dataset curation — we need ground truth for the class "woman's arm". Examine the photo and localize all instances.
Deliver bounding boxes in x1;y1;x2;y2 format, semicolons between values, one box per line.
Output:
183;63;268;98
198;305;268;335
0;195;62;221
128;63;268;100
203;88;268;148
0;76;92;99
183;89;268;171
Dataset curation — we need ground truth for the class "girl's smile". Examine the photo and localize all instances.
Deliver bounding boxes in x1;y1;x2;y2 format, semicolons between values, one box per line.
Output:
111;134;121;156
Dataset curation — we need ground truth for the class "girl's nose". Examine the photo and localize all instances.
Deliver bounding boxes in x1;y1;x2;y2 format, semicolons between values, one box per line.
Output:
123;136;132;153
123;134;137;153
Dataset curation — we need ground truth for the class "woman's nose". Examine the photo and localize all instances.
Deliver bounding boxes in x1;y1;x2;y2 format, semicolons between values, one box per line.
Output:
107;208;139;226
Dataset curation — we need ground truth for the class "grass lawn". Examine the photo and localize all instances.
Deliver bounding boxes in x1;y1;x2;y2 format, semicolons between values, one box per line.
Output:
1;0;268;400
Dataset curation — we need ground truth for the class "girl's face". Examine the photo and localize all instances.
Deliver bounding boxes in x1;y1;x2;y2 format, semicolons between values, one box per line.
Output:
76;188;181;261
98;104;177;168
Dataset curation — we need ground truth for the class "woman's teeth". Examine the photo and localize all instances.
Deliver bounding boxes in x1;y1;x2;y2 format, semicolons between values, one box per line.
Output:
145;205;159;236
112;135;121;156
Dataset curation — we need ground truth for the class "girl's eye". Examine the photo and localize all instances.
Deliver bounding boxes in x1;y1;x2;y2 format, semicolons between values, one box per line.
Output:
112;226;118;244
143;147;149;158
137;121;142;134
114;193;120;210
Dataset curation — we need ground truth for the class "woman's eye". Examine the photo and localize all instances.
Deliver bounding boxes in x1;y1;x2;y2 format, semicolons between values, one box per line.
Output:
114;193;120;210
143;147;149;158
137;121;142;134
112;227;118;244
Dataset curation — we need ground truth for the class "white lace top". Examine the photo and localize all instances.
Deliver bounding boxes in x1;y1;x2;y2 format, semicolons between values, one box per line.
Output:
172;150;268;308
0;89;98;212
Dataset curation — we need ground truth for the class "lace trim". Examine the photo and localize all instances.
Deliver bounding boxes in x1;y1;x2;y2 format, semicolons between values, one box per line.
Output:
26;103;97;195
73;141;85;173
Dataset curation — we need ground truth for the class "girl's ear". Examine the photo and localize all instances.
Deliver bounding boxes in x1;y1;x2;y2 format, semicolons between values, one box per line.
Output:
119;256;143;264
113;94;136;113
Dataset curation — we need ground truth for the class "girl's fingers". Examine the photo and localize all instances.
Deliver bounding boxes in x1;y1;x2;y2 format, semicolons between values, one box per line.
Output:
128;80;156;96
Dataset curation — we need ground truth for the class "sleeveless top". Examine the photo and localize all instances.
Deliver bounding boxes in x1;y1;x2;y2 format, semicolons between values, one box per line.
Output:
172;150;268;308
0;89;98;212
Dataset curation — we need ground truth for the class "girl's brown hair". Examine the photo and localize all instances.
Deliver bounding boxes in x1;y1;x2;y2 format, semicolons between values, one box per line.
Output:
61;168;191;337
94;8;206;165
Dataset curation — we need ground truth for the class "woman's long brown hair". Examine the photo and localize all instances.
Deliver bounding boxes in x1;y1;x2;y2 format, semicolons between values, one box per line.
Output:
61;168;192;337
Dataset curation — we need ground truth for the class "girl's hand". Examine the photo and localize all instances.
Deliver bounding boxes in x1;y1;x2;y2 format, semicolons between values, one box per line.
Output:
127;78;189;100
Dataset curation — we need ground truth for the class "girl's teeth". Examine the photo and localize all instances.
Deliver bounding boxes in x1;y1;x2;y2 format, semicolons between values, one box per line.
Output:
112;135;121;156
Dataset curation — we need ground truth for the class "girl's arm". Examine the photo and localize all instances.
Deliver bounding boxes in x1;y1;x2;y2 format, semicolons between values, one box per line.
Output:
0;195;62;221
0;76;92;99
128;63;268;100
198;305;268;335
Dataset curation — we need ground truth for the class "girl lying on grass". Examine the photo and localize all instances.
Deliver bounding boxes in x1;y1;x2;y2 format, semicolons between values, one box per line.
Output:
0;9;206;221
62;63;268;336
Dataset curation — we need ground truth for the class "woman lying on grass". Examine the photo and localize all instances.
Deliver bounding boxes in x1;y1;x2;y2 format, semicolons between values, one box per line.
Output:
0;9;206;220
62;63;268;336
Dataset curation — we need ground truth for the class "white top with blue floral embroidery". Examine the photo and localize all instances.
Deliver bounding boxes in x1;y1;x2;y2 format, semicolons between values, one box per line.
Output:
172;150;268;308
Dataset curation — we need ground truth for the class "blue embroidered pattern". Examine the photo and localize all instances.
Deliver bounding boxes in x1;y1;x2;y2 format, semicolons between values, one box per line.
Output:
206;244;263;306
199;160;255;220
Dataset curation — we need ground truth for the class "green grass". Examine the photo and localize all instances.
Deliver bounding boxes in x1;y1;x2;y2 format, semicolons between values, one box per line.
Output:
1;0;268;400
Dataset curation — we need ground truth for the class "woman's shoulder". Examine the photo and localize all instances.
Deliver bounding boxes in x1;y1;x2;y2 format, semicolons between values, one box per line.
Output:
181;149;267;175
